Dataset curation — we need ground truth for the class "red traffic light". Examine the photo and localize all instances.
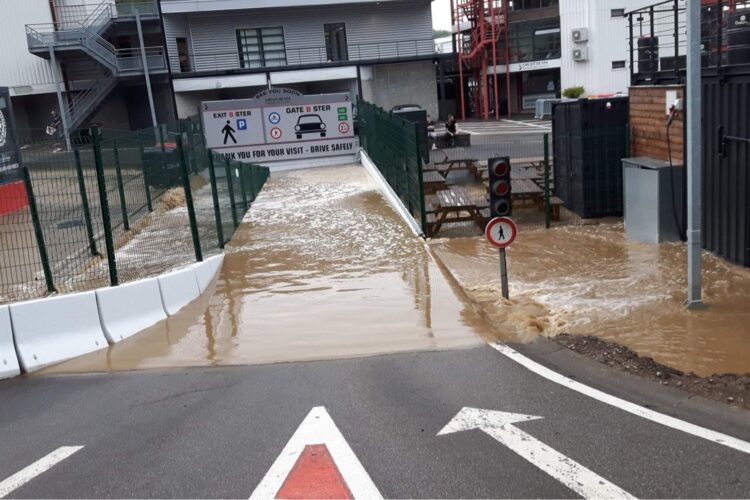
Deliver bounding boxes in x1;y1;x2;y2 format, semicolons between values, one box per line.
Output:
492;179;510;196
492;161;510;177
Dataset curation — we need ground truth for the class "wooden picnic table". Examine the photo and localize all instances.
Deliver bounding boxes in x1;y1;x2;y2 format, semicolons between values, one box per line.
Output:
428;186;487;236
427;158;479;179
423;171;448;194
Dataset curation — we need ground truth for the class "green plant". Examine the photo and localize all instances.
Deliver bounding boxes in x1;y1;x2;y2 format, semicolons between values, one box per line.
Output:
563;86;585;99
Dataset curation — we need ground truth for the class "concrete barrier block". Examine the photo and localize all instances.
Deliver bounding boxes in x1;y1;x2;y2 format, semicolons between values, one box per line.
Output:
158;267;201;316
193;254;225;293
96;277;168;344
9;291;108;372
0;306;21;380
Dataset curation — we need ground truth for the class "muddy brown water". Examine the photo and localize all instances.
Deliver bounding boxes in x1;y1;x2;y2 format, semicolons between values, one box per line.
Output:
43;165;486;374
430;222;750;377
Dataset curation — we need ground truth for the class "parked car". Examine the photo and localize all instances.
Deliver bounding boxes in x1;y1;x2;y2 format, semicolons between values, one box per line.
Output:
390;104;423;113
295;114;326;139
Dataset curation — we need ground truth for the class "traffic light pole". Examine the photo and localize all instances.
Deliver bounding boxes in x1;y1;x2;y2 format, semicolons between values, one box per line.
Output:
499;249;509;300
685;0;703;309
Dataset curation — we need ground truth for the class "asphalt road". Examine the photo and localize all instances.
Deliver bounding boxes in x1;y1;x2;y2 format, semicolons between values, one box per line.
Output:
1;344;749;499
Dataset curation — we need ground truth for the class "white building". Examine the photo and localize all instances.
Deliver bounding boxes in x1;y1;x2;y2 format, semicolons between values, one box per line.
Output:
559;0;664;96
160;0;440;119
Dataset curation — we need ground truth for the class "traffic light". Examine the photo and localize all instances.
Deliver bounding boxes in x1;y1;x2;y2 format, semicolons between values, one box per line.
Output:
488;156;512;218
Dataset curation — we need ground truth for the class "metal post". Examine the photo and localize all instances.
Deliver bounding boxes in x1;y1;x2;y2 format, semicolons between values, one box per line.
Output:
113;139;129;231
91;126;118;286
48;46;72;151
686;0;703;309
22;167;56;293
136;13;158;130
238;164;249;212
224;158;239;228
499;249;509;300
73;148;99;255
176;134;202;262
544;133;551;229
207;152;225;249
137;130;153;212
629;14;635;85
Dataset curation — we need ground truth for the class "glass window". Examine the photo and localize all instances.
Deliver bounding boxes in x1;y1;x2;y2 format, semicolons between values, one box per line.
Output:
324;23;348;62
236;27;286;68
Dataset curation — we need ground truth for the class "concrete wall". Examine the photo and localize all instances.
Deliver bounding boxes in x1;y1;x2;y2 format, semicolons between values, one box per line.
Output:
629;85;684;164
362;61;438;118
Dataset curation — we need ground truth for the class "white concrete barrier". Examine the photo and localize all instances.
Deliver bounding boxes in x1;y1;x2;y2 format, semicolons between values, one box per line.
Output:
9;291;108;372
192;254;225;293
158;267;201;316
0;306;20;380
96;277;168;344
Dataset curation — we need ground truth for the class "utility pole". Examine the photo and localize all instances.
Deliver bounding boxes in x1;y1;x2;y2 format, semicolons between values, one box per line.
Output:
136;12;158;130
685;0;703;309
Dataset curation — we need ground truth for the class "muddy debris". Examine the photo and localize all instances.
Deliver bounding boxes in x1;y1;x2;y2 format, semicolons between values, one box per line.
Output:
556;333;750;410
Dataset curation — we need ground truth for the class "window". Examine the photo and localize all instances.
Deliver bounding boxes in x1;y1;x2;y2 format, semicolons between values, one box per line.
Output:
611;8;626;18
236;27;286;68
176;37;190;72
612;60;626;69
324;23;348;62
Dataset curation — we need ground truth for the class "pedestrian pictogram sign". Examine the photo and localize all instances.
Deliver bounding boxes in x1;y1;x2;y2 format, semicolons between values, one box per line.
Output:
270;127;283;140
485;217;518;249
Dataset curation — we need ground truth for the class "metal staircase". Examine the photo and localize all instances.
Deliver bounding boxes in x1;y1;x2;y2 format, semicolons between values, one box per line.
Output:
24;0;166;133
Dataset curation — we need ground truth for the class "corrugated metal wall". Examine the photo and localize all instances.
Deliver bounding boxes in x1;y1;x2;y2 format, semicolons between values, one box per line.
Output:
702;73;750;267
0;0;58;93
163;0;433;74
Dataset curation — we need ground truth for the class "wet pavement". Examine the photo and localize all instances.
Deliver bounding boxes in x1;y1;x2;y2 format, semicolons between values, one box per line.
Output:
43;165;485;373
430;221;750;377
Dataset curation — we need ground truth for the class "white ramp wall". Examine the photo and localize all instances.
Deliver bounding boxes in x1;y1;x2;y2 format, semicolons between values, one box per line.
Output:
0;306;20;380
9;291;108;372
158;267;201;316
193;255;225;293
96;278;168;344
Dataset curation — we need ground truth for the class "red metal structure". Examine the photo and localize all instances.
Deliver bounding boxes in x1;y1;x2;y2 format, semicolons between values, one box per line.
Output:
451;0;511;120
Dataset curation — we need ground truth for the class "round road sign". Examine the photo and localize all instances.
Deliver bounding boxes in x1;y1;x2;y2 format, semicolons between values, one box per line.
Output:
338;122;350;134
269;112;281;124
485;217;518;249
270;127;283;140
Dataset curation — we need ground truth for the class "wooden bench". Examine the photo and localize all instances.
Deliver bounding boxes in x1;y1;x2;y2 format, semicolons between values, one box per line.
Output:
428;186;487;236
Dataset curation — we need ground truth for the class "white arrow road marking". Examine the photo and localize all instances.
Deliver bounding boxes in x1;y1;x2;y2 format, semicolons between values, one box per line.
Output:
250;406;382;499
0;446;84;498
492;343;750;455
439;407;635;499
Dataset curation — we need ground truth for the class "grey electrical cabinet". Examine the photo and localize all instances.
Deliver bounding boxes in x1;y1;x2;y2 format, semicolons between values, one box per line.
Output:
622;157;685;244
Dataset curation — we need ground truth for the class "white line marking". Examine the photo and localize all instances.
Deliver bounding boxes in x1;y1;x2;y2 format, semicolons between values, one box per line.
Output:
250;406;382;499
492;343;750;455
500;119;552;130
0;446;84;498
439;407;634;499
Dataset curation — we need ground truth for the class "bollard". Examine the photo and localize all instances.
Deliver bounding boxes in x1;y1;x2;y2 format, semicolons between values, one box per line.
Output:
21;166;56;293
73;148;99;256
92;126;119;286
207;152;225;249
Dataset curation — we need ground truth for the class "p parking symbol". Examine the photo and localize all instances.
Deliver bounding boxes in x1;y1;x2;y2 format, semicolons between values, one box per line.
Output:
237;119;248;131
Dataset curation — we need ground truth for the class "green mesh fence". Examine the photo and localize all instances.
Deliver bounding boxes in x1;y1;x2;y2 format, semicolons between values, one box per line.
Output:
0;116;270;304
357;98;427;234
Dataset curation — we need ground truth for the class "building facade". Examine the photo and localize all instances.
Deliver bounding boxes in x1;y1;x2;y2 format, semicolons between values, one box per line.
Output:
10;0;174;142
160;0;439;119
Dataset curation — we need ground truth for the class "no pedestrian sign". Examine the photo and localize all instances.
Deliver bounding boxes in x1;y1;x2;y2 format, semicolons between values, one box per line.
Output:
485;217;518;249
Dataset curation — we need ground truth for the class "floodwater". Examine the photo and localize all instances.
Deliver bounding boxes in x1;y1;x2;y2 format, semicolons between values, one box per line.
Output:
44;165;486;374
430;221;750;376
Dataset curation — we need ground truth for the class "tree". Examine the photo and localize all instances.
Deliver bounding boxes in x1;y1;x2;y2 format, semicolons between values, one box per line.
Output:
433;29;451;39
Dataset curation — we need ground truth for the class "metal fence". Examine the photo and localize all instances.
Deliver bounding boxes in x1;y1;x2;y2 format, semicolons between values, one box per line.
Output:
0;118;270;304
358;98;427;233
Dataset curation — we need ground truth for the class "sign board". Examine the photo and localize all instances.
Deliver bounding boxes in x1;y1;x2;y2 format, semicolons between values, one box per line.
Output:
485;217;518;249
201;90;355;163
0;87;21;184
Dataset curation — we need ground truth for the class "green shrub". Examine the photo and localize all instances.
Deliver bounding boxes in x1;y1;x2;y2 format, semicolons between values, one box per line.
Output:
563;86;585;99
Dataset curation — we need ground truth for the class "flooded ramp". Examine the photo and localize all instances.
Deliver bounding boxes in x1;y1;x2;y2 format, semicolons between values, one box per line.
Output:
45;165;485;373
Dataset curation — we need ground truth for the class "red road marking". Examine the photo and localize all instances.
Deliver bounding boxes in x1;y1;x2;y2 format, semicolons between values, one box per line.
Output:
275;444;353;500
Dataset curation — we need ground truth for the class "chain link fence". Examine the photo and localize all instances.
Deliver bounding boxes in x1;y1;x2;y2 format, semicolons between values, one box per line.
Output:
0;118;270;305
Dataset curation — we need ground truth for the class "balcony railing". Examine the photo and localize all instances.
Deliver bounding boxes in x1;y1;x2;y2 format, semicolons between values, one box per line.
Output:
177;38;436;74
627;0;750;85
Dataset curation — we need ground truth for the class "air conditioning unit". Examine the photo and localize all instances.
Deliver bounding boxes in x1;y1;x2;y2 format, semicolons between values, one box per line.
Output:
572;27;589;43
573;47;589;61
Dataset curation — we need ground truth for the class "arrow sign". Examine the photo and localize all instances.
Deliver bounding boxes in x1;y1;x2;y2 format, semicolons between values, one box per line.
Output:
438;407;634;499
250;406;382;499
